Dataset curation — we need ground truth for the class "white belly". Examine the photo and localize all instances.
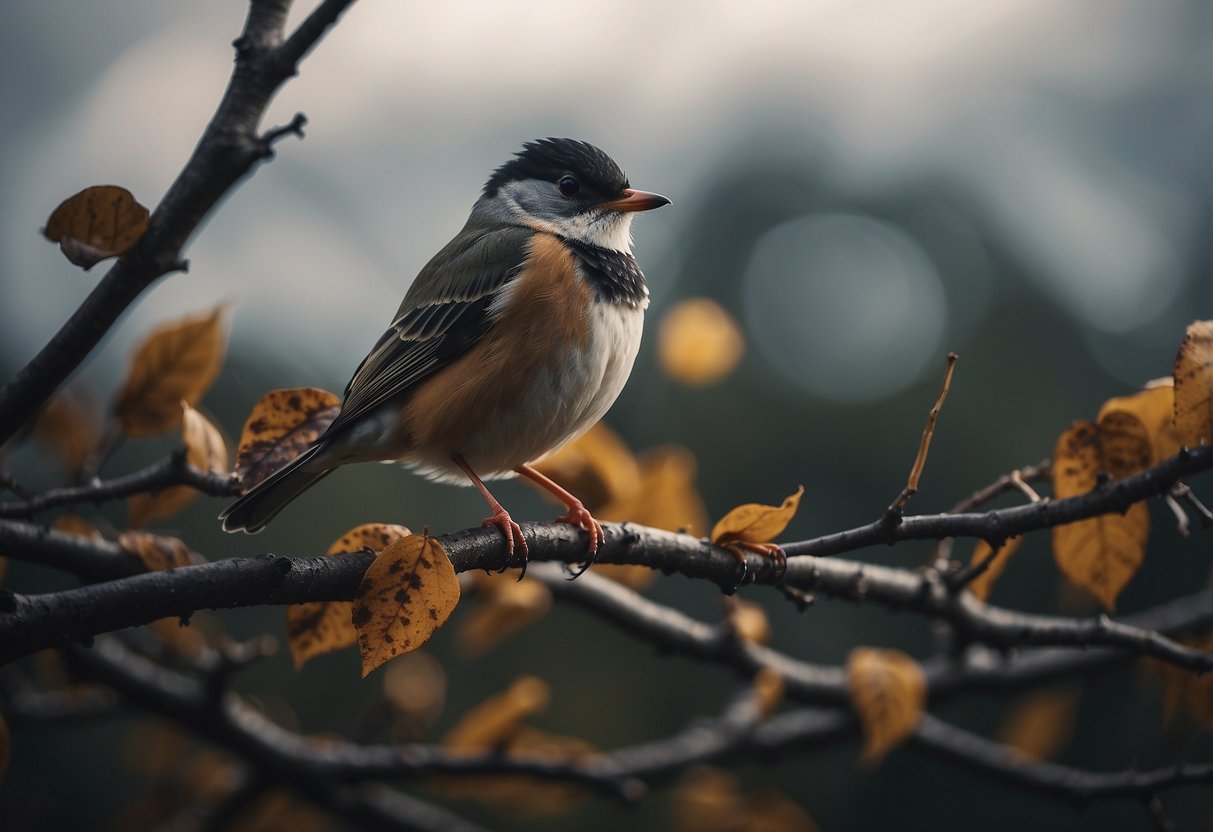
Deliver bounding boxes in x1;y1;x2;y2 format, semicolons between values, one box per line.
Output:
413;303;643;482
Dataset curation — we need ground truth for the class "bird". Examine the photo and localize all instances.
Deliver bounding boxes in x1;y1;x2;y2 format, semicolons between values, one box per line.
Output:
220;138;669;572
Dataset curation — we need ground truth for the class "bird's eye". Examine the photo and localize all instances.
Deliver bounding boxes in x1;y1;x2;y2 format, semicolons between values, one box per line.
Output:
557;175;580;197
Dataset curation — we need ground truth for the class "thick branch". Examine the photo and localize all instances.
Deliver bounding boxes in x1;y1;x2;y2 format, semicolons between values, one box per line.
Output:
0;0;359;446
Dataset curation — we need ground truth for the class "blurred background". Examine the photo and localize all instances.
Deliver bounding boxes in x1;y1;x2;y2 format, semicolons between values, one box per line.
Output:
2;0;1212;829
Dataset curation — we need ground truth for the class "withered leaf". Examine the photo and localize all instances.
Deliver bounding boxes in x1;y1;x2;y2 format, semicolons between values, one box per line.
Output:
1051;421;1149;610
752;667;785;719
42;185;149;269
352;533;459;676
1173;320;1213;446
442;676;550;753
287;523;410;669
1098;384;1181;464
846;647;926;763
673;767;746;832
112;304;229;437
657;297;745;387
54;514;103;541
129;402;229;527
965;535;1023;602
1095;409;1153;480
712;485;804;546
998;687;1078;761
235;387;340;488
34;385;101;474
118;531;194;571
456;573;552;657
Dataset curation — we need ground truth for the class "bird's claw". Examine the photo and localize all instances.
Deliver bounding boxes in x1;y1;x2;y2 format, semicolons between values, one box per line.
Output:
555;502;604;579
723;541;787;586
482;509;529;578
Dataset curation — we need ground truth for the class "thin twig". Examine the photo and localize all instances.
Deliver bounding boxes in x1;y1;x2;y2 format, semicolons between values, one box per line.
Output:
887;353;959;517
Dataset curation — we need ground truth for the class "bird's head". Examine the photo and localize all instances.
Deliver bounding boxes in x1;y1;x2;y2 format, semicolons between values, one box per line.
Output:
478;138;669;253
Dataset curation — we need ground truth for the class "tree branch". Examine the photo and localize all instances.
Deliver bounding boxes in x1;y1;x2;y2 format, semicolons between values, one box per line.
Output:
0;0;359;446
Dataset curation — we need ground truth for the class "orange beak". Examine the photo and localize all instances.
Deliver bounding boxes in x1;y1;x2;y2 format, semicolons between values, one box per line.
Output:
600;188;671;213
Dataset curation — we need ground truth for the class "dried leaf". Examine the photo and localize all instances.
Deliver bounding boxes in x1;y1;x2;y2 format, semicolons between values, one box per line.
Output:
129;402;230;527
673;767;745;832
532;422;640;512
608;446;709;535
1173;320;1213;446
443;676;550;752
1051;421;1149;610
34;385;101;473
1098;384;1182;464
712;485;804;546
112;304;229;437
456;573;552;657
658;297;745;386
726;597;772;645
42;185;149;269
235;387;341;488
383;651;446;732
752;667;785;719
287;523;410;669
54;514;103;542
966;535;1023;602
352;533;460;676
118;531;194;571
1095;409;1153;480
998;687;1078;761
846;647;926;763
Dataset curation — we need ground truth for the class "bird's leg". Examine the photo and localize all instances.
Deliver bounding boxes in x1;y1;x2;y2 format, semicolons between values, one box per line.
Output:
452;453;528;573
515;463;605;576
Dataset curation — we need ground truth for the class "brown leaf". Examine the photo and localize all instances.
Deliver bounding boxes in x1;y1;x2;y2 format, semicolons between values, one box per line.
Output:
42;185;149;269
287;523;410;669
118;531;194;571
456;573;553;657
752;667;785;719
128;402;230;528
673;767;745;832
34;385;101;474
725;597;772;645
54;514;103;542
1098;384;1182;464
742;790;820;832
712;485;804;546
1173;320;1213;446
442;676;551;753
966;535;1023;602
658;297;746;386
998;687;1078;761
531;422;641;513
352;533;460;676
1095;409;1153;480
112;304;229;437
846;647;926;763
1051;421;1149;610
383;651;447;733
235;387;341;488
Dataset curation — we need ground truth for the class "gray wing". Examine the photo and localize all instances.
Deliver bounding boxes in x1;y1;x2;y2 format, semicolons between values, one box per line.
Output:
326;223;533;437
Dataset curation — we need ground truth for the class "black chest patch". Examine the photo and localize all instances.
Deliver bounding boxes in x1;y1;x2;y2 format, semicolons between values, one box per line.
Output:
563;238;649;308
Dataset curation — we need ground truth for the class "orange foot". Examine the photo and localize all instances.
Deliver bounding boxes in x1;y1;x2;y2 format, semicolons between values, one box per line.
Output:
554;501;605;578
481;508;529;575
722;541;787;586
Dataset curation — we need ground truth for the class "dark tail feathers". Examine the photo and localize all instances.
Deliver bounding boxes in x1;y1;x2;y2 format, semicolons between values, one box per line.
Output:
220;446;331;533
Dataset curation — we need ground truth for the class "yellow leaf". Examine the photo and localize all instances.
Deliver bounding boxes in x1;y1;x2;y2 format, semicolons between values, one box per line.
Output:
532;422;641;513
288;523;410;669
456;573;553;657
1173;319;1213;446
1098;384;1182;464
1095;409;1153;480
846;647;926;763
712;485;804;546
442;676;550;753
673;767;745;832
42;185;149;269
235;387;341;488
658;297;745;386
726;597;772;645
383;651;447;734
1051;421;1149;610
112;304;229;437
128;402;230;527
118;531;194;571
34;385;101;474
998;687;1078;761
966;535;1023;602
752;667;785;719
352;533;460;676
